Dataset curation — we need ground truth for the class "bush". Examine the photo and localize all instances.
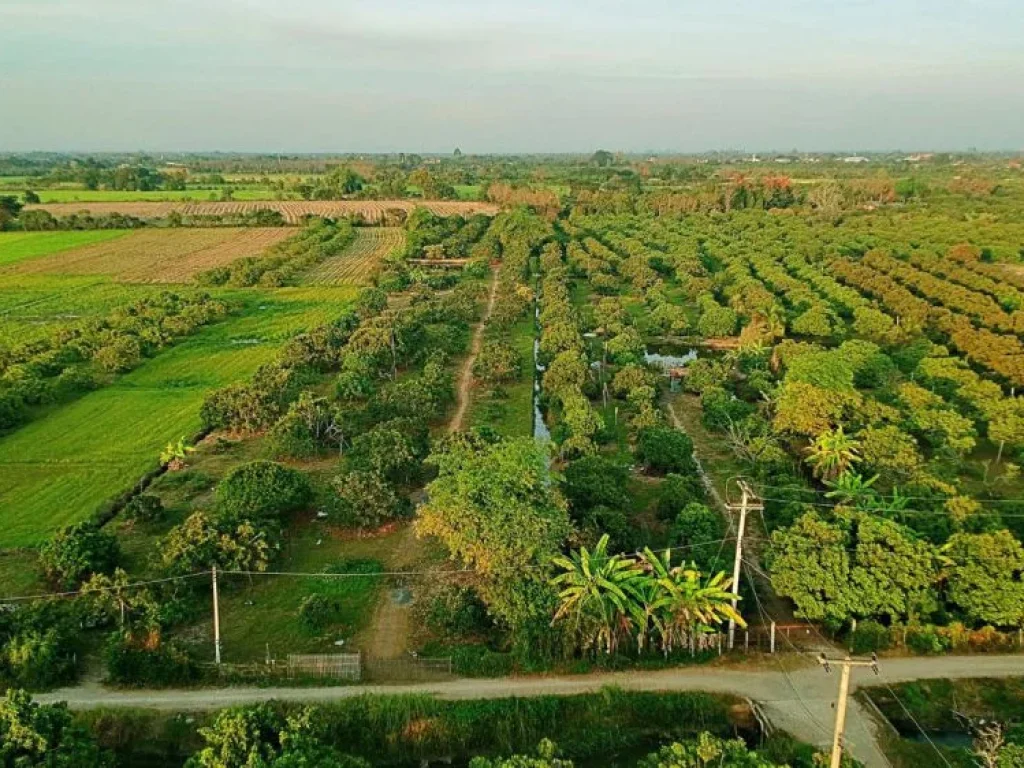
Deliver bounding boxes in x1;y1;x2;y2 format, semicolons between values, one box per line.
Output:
104;635;200;687
215;461;312;523
332;470;407;529
2;629;78;690
39;521;121;589
122;494;164;523
636;426;695;475
905;626;950;655
563;455;630;514
849;619;891;654
298;594;340;634
656;473;705;520
424;585;492;640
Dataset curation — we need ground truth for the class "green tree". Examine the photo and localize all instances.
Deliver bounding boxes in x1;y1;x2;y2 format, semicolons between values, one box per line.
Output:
945;530;1024;628
636;426;696;474
638;732;786;768
0;689;109;767
473;341;523;388
39;521;120;590
332;470;406;528
418;436;570;578
216;461;312;523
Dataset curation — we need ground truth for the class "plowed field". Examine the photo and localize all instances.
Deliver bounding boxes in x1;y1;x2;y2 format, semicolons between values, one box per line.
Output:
8;228;291;283
26;200;498;224
305;227;405;286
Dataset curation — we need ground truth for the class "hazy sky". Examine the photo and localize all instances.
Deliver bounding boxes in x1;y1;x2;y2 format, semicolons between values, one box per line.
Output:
1;0;1022;152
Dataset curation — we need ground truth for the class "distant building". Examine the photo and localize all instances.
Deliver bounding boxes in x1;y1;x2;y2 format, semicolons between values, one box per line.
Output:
843;156;870;163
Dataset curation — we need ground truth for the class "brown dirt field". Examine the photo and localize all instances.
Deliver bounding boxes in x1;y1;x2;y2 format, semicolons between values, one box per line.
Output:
9;228;292;283
26;200;498;225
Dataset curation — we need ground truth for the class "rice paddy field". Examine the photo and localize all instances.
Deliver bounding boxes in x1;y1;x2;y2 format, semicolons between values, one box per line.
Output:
305;226;404;285
0;286;356;547
0;230;130;267
8;227;292;282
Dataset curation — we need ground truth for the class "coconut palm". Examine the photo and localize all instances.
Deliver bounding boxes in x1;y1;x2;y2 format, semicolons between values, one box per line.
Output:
551;534;642;655
805;426;860;481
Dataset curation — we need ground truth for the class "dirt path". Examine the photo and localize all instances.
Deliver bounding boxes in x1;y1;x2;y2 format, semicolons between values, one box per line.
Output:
448;267;500;434
35;655;1024;767
364;271;500;657
663;396;816;643
362;523;420;659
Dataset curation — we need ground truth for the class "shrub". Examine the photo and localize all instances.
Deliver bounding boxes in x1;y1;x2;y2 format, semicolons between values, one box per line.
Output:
298;594;340;634
332;470;407;529
563;455;630;514
2;629;78;690
905;626;950;655
849;619;890;654
636;426;695;475
104;635;200;687
656;473;705;520
424;585;491;640
39;521;120;589
215;461;312;523
122;494;164;523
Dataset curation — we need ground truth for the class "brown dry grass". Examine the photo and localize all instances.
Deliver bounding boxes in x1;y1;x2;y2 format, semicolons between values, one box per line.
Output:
27;200;498;224
9;227;292;283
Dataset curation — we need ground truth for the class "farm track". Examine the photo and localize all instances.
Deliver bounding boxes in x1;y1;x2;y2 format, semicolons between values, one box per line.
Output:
34;655;1024;768
27;200;498;225
364;268;500;657
449;268;500;434
305;228;405;286
8;228;292;283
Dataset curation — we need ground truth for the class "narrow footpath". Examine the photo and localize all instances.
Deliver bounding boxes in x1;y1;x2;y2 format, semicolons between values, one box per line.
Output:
364;267;501;657
448;266;500;433
36;655;1024;768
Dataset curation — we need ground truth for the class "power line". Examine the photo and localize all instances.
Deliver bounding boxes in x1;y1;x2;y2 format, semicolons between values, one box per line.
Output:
752;482;1024;506
737;557;836;741
0;571;209;604
753;495;1024;520
879;680;955;768
0;538;741;604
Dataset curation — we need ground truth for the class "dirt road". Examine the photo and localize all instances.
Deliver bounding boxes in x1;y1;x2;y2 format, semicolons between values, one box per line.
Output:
35;655;1023;767
448;268;500;433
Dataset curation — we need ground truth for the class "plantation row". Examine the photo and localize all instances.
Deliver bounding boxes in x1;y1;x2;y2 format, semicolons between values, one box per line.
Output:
534;210;1024;646
0;291;230;431
25;199;498;225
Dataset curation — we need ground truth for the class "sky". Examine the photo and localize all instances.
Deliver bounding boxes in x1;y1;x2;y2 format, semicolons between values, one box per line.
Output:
1;0;1022;153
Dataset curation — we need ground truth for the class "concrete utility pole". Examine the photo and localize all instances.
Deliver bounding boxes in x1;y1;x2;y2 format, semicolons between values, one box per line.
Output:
212;565;222;665
726;480;761;649
818;653;879;768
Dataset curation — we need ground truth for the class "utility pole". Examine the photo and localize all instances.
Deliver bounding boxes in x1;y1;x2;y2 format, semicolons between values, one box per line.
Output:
818;653;879;768
726;480;761;649
212;565;222;665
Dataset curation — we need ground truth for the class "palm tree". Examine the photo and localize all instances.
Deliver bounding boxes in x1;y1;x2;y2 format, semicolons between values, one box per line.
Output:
551;534;642;655
638;548;744;654
825;471;879;506
805;426;860;481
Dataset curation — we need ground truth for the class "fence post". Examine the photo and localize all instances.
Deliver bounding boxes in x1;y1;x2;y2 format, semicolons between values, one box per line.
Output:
770;622;776;654
744;629;749;653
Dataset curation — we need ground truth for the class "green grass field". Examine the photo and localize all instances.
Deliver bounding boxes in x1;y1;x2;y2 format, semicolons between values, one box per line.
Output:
0;230;130;267
468;315;535;437
0;287;356;547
